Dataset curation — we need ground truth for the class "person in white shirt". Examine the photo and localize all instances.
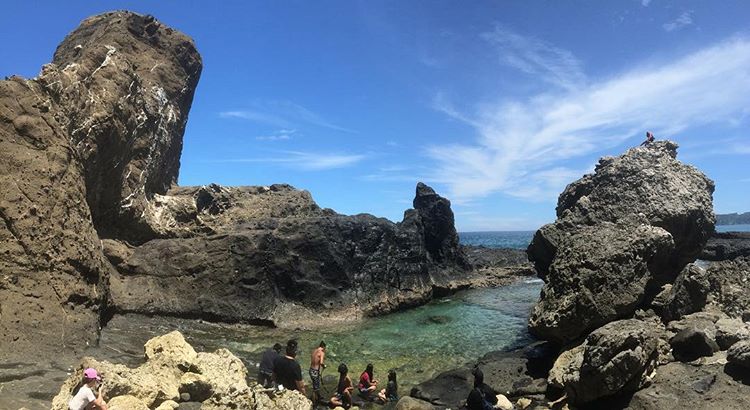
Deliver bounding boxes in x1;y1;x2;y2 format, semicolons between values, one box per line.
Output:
68;367;108;410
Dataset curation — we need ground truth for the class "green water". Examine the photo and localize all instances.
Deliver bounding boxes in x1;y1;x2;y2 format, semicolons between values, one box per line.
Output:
101;280;542;397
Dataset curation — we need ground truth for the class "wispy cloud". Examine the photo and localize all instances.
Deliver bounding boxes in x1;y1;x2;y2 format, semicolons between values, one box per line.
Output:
641;0;652;7
429;37;750;203
481;25;586;90
256;129;296;141
663;11;694;32
205;151;365;171
360;165;421;182
219;101;355;133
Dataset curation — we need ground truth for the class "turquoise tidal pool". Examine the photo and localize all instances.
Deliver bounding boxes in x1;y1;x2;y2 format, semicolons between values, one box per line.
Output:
101;279;543;396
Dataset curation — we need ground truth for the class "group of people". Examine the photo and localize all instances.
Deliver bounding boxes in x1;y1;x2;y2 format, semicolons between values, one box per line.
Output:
258;339;398;409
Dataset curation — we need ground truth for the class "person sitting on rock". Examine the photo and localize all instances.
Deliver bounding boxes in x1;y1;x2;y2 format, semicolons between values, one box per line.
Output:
330;363;354;409
273;339;306;395
258;342;282;388
377;369;398;403
68;367;108;410
358;363;379;399
640;131;655;146
466;368;497;410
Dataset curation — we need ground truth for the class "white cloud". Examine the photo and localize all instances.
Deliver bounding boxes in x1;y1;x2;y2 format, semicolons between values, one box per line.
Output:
429;37;750;203
205;151;365;171
219;100;355;133
256;129;296;141
663;11;694;32
481;25;586;90
642;0;652;7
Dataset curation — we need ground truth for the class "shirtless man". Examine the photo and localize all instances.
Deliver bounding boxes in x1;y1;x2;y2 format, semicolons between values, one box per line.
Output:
309;341;327;405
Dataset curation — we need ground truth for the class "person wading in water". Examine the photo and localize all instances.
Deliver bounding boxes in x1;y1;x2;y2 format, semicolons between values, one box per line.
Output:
309;341;327;405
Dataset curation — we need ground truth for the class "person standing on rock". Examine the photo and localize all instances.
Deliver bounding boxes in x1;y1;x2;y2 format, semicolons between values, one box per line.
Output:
309;341;327;405
68;367;108;410
258;342;282;388
273;339;306;395
640;131;655;146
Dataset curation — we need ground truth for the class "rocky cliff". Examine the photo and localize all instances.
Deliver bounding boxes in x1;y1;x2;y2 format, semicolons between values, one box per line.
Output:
104;182;472;325
0;11;474;357
1;11;201;355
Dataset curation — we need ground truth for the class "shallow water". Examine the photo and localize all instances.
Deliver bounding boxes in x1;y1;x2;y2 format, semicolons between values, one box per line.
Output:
101;280;542;395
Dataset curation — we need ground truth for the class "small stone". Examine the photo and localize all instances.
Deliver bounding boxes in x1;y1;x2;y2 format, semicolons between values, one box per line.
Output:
180;392;191;401
517;397;532;409
496;394;514;410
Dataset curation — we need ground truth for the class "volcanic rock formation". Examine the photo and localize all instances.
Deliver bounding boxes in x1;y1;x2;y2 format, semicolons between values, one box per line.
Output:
527;141;715;344
105;182;472;324
1;11;474;358
0;11;201;354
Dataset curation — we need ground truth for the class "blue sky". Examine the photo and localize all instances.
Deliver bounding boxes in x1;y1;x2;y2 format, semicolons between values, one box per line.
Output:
2;1;749;231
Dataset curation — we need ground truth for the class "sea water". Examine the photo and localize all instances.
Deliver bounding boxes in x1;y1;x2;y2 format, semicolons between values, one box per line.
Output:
100;230;542;396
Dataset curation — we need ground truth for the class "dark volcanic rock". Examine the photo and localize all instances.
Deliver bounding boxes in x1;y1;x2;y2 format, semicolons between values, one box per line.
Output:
670;327;720;362
527;141;715;344
463;246;529;268
410;342;557;408
0;10;201;355
108;183;471;324
700;231;750;261
727;340;750;369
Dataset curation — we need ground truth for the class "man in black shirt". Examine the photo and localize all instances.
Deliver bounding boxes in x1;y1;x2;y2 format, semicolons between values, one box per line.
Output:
273;339;306;395
258;342;282;387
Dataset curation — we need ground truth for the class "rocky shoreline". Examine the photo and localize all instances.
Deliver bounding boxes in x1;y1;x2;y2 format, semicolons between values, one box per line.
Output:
407;143;750;410
3;9;750;410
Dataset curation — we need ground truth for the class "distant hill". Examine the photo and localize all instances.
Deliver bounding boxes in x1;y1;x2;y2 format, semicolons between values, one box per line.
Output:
716;212;750;225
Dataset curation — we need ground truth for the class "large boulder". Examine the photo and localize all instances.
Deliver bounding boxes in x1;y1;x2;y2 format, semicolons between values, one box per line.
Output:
527;141;715;343
549;319;668;405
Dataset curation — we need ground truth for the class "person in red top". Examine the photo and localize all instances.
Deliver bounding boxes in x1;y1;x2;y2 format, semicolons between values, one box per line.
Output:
358;363;379;399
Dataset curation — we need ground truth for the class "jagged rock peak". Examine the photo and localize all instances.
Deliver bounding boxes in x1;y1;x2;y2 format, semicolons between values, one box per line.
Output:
527;139;715;344
37;10;202;242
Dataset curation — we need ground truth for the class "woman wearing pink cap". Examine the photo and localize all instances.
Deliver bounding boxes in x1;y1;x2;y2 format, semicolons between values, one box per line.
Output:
68;367;108;410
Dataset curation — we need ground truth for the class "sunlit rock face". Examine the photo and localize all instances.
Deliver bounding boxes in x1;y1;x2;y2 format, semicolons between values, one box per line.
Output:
0;11;201;353
39;11;202;243
527;141;715;344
